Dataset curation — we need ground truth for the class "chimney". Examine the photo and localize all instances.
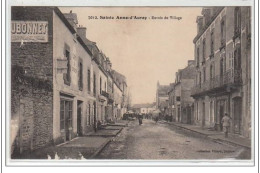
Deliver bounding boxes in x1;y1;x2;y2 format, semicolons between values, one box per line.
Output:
106;58;112;72
63;11;78;30
196;16;204;34
77;26;87;38
188;60;195;66
202;8;211;26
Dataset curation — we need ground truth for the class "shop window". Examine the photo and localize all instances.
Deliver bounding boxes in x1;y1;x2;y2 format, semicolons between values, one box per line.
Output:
60;99;73;130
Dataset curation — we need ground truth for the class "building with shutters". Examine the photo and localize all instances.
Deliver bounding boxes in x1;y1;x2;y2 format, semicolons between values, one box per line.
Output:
11;7;128;157
191;7;251;138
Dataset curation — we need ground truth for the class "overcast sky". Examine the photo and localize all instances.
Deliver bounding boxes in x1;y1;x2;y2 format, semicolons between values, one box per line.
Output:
60;7;202;104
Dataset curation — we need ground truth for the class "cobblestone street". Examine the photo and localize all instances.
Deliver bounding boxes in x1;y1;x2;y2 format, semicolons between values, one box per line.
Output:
96;119;249;160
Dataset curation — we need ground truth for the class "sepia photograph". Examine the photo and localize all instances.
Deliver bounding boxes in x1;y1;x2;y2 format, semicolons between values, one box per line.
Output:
6;1;256;168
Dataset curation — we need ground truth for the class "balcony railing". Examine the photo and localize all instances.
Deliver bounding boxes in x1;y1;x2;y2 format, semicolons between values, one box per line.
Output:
220;38;226;50
101;90;109;98
191;69;242;96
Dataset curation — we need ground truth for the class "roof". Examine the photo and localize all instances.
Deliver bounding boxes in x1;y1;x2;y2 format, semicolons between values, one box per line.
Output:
157;85;170;96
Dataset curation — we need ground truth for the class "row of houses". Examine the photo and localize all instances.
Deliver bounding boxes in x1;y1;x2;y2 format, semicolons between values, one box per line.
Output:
11;7;128;155
131;103;156;114
156;7;251;139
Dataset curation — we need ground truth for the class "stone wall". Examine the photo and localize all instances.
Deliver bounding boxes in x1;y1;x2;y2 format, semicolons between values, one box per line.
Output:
11;7;54;156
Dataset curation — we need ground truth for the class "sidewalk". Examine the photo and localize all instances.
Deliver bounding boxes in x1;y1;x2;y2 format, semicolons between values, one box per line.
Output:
161;121;251;149
12;136;111;159
13;122;128;160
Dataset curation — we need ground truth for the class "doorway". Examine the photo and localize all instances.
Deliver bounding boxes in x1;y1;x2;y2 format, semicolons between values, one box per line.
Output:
219;104;224;131
202;102;205;127
93;102;97;132
187;106;192;124
177;106;181;122
77;101;83;136
233;97;242;134
60;99;73;141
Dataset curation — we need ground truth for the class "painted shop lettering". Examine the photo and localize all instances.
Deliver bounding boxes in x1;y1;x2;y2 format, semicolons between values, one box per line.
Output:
11;21;48;42
12;21;48;34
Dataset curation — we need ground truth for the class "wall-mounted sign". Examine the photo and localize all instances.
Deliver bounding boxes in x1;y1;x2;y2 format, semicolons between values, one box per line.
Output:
11;21;48;42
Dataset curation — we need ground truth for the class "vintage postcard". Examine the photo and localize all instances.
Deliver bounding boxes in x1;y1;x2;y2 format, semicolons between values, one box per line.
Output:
4;0;257;169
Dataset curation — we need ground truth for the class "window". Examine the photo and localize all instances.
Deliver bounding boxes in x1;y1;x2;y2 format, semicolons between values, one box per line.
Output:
234;7;241;35
87;69;91;92
197;47;200;66
93;73;96;96
202;39;206;62
176;96;181;101
203;67;206;82
78;61;83;90
60;99;73;130
221;19;226;45
104;82;107;92
210;30;214;55
63;48;71;85
220;58;224;76
100;77;102;94
210;64;214;79
246;7;251;34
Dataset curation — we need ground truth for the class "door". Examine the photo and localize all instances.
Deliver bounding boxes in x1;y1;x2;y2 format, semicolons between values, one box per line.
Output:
177;106;181;122
65;101;73;141
219;104;224;131
202;102;205;127
233;97;242;134
187;107;192;124
93;102;97;132
77;101;83;136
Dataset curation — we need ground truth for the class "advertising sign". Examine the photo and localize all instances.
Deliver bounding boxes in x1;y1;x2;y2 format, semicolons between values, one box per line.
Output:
11;21;48;42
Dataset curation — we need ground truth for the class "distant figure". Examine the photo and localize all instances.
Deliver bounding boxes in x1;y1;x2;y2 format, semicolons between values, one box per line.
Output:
97;120;102;130
221;113;232;138
155;116;159;123
138;114;143;125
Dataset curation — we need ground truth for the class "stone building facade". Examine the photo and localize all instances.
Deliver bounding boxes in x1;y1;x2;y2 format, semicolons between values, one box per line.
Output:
191;7;251;138
11;7;128;156
156;82;170;116
167;83;175;120
173;60;196;124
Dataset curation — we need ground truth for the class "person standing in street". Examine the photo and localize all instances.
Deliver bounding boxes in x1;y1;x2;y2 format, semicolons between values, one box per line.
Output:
221;113;232;138
138;114;143;125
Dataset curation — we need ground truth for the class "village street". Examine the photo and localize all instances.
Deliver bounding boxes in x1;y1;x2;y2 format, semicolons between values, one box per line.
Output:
95;119;250;160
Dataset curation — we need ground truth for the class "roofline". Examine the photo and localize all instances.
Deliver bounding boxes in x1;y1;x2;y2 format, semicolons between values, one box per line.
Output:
193;7;224;44
54;7;93;57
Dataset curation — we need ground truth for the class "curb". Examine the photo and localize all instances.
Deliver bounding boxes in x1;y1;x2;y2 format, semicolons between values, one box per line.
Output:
88;124;125;159
161;121;251;149
89;138;111;159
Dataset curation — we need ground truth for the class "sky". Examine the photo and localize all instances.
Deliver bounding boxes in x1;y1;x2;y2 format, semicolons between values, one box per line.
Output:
60;7;202;104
